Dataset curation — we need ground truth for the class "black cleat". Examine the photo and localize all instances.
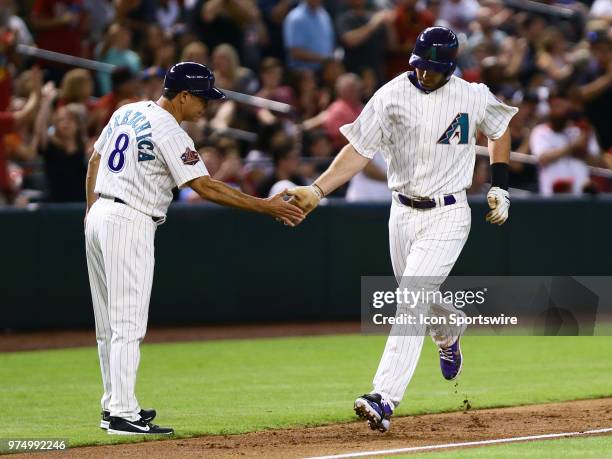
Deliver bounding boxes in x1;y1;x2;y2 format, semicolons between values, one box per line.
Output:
107;416;173;435
100;409;157;430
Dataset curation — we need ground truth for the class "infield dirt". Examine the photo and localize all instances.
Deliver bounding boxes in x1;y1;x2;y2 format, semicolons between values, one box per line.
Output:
10;398;612;458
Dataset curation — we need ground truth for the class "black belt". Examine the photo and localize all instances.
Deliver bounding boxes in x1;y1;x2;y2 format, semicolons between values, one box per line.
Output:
397;193;456;209
109;196;162;223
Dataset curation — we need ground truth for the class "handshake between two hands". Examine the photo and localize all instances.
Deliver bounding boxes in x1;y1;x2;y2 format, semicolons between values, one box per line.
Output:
267;186;511;227
266;186;322;227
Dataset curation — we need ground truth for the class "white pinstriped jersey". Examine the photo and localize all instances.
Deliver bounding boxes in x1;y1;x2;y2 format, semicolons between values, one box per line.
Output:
340;74;518;197
93;101;208;218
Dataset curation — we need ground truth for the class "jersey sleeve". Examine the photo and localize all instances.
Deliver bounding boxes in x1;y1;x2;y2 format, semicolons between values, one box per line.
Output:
158;132;209;189
339;90;386;159
477;88;519;140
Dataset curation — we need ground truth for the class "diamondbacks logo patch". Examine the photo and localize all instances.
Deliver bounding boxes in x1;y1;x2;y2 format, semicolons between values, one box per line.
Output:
438;113;469;145
181;148;200;165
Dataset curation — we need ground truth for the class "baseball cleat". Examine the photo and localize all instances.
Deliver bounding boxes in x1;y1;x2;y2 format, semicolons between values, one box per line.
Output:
107;416;173;435
100;408;157;430
354;393;394;433
439;337;463;380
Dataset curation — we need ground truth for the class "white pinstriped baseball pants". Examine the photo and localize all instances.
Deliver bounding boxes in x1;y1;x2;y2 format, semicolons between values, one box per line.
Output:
372;191;471;407
85;198;156;421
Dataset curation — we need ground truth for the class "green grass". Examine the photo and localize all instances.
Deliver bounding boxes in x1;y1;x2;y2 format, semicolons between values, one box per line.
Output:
395;435;612;458
0;335;610;448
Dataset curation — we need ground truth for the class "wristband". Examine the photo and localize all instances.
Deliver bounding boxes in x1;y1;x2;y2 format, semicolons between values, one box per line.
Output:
491;162;509;190
311;183;325;199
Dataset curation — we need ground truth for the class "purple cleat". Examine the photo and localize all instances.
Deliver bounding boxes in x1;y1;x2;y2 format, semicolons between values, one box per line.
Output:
439;338;463;380
354;393;394;433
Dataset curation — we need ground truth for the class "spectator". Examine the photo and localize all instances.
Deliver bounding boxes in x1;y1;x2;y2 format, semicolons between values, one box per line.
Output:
3;71;46;165
305;129;333;160
35;104;87;202
114;0;157;39
153;36;178;70
57;68;95;135
345;152;390;202
0;8;18;111
257;141;306;197
336;0;394;85
156;0;181;32
530;97;596;196
590;0;612;22
291;68;326;118
255;57;296;125
0;68;41;203
138;25;165;68
515;14;548;86
257;0;296;60
212;43;259;93
30;0;88;82
81;0;114;43
141;66;166;101
535;27;574;85
181;41;209;65
324;73;363;149
386;0;435;79
0;0;34;46
204;143;243;188
191;0;260;60
96;23;142;95
319;58;346;106
438;0;479;34
576;30;612;151
466;7;507;55
59;68;94;107
283;0;334;70
508;93;539;191
93;67;140;130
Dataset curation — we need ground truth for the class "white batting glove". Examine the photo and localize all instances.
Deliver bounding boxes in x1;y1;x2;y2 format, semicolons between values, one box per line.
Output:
486;187;510;225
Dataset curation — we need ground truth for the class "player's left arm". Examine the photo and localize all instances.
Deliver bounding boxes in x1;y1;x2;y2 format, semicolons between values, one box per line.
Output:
85;151;101;222
486;127;511;226
477;87;519;226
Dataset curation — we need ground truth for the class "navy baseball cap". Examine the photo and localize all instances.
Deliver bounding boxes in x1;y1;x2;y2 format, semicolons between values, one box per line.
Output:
163;62;225;101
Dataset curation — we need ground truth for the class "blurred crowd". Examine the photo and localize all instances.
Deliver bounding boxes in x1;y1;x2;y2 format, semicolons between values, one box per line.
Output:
0;0;611;206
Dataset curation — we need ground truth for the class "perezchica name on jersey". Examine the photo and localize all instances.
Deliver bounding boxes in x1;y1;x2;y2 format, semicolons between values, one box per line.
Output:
101;110;155;162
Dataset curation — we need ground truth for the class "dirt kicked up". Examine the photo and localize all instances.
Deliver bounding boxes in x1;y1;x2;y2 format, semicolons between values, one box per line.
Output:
11;398;612;459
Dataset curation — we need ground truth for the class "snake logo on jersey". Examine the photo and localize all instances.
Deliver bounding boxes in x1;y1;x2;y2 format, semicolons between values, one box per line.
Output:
437;113;469;145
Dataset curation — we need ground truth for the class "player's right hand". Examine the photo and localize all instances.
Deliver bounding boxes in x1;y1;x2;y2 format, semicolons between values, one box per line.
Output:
285;186;321;216
265;191;305;227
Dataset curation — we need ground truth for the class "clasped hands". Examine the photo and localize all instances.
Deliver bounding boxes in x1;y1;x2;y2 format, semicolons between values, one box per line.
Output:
274;185;323;227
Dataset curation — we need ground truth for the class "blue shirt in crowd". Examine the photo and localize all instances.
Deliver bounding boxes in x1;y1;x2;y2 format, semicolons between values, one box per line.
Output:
283;2;334;70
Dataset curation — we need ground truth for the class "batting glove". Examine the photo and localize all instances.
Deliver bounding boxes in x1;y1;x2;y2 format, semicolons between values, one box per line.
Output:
486;187;510;225
286;185;323;216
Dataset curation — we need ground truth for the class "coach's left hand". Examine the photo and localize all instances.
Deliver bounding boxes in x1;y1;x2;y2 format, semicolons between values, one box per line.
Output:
486;187;510;225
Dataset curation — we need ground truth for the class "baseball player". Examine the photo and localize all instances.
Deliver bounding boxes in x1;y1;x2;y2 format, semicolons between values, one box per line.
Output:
288;27;518;432
85;62;304;435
